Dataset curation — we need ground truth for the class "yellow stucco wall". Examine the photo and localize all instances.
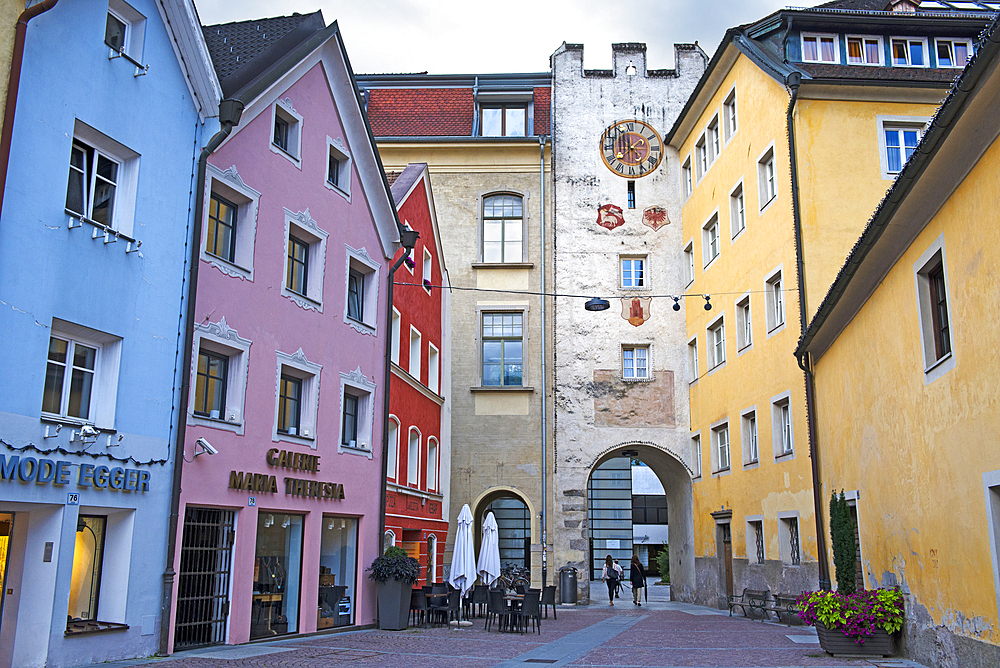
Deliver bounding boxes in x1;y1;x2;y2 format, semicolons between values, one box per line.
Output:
814;133;1000;646
0;1;24;123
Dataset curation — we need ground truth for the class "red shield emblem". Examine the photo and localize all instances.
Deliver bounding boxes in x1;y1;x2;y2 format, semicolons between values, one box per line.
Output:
596;204;625;230
621;297;651;327
642;205;670;231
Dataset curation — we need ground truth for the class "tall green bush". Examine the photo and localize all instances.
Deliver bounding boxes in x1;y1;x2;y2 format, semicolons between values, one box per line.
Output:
656;546;670;584
830;490;856;595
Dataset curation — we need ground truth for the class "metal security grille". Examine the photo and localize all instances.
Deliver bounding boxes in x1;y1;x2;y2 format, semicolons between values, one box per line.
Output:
588;457;633;580
752;521;764;564
789;518;801;566
175;507;235;649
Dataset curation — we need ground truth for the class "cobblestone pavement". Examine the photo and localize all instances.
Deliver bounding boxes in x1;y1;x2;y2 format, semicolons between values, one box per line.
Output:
97;584;928;668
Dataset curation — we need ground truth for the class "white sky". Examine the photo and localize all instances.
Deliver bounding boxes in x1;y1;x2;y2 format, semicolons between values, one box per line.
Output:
195;0;792;75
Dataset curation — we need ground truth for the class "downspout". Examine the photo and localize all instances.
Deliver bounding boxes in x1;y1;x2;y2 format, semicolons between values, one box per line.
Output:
539;134;547;588
785;72;831;591
0;0;58;219
160;98;244;656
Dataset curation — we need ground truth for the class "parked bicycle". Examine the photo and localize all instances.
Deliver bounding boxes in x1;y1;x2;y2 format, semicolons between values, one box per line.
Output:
490;562;530;591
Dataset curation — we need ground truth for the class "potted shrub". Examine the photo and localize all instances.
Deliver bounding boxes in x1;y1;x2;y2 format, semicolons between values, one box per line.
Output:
798;588;904;657
368;546;420;630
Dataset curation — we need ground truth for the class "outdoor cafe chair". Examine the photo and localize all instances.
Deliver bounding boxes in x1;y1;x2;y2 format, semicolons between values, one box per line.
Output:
472;584;489;618
485;589;509;632
541;585;557;619
512;589;541;634
409;588;427;627
514;583;526;595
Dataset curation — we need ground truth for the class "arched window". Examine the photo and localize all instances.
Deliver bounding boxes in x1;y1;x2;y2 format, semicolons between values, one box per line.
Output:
426;534;438;584
387;417;399;481
383;529;396;550
482;194;523;263
407;428;420;488
427;438;439;492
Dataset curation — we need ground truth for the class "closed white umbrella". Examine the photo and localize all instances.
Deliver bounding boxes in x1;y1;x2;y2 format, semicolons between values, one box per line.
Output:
477;511;500;588
448;504;476;627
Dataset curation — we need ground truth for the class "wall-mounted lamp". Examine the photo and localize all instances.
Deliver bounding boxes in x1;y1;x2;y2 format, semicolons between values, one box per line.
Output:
703;295;713;311
585;297;610;311
672;297;681;312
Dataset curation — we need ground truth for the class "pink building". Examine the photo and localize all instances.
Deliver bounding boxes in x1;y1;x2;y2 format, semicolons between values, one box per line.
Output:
167;13;401;650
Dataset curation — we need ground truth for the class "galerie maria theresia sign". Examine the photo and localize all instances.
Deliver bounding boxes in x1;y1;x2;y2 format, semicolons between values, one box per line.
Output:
228;448;345;500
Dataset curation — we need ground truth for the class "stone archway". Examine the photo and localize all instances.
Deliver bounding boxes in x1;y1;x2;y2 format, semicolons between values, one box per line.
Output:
471;487;538;581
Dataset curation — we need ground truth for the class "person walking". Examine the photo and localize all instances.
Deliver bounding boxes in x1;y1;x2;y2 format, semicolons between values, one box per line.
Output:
601;555;622;606
630;554;646;605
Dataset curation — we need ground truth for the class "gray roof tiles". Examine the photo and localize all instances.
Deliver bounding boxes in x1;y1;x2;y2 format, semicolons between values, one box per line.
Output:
202;12;321;81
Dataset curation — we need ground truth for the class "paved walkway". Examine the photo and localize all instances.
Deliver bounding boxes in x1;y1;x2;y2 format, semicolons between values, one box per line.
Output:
94;583;928;668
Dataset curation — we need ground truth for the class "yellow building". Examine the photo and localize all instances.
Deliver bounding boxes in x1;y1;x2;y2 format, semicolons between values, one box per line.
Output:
665;0;992;607
797;14;1000;666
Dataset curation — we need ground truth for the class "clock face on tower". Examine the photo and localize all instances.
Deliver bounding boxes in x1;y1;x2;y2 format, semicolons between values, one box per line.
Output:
599;119;664;178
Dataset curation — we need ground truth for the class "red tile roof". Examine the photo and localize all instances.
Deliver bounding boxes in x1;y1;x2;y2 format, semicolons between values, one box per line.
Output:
533;87;551;136
367;88;474;137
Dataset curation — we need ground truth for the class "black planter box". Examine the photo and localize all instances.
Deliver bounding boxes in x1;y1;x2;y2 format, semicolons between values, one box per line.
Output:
816;621;894;657
377;579;412;630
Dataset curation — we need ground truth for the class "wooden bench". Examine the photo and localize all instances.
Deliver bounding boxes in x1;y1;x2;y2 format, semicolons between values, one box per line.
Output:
727;588;769;619
762;593;801;623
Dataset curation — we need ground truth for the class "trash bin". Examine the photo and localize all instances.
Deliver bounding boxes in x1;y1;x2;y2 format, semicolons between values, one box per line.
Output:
559;566;578;604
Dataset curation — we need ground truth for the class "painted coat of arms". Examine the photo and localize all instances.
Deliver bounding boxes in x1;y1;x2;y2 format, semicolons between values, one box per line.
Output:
642;205;670;231
596;203;625;230
621;296;651;327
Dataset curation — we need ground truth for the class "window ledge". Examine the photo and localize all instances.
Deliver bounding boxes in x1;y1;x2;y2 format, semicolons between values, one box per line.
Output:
64;209;137;244
270;142;302;166
388;482;443;501
620;285;651;292
621;376;654;383
470;385;534;393
712;466;732;478
737;343;753;355
65;621;129;636
924;351;953;375
40;414;114;431
743;459;760;470
203;252;252;279
703;255;720;272
339;443;374;459
471;262;534;270
766;322;786;338
775;450;795;462
283;288;323;313
324;180;349;199
731;228;746;243
706;361;726;377
759;195;777;214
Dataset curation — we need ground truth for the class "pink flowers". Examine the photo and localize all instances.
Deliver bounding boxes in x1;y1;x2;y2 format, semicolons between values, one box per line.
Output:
797;588;905;644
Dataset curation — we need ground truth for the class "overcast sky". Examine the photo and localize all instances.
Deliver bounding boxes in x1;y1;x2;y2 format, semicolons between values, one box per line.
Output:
195;0;792;75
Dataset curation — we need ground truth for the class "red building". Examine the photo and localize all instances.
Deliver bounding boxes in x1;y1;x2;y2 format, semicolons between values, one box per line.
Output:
385;163;451;585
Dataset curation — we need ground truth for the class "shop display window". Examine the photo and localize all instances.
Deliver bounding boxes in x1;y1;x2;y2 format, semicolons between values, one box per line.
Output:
318;516;358;629
251;513;303;639
0;514;11;627
68;515;106;625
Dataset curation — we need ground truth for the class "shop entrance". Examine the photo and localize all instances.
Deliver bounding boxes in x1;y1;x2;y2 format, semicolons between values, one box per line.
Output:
175;508;236;649
0;514;11;631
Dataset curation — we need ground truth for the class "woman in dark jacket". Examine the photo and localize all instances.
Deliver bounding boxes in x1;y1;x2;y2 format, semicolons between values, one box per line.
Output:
630;554;646;605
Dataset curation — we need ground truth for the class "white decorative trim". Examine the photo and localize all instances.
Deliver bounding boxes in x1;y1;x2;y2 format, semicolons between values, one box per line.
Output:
190;317;252;435
282;208;329;312
325;135;352;201
270;98;303;168
201;163;261;281
344;245;380;336
273;348;322;449
339;366;377;458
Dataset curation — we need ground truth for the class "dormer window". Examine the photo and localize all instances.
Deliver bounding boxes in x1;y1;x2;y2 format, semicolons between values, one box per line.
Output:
801;33;838;64
891;38;928;67
481;104;526;137
847;35;883;65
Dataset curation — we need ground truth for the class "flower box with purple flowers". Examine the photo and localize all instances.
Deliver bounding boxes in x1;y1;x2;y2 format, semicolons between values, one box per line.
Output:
797;589;904;657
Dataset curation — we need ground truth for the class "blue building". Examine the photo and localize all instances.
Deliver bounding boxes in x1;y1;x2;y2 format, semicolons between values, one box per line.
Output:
0;1;220;666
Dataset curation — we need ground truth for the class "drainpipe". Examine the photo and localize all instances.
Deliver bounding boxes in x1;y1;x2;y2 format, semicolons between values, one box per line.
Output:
785;72;831;592
0;0;58;219
160;98;245;656
539;134;547;588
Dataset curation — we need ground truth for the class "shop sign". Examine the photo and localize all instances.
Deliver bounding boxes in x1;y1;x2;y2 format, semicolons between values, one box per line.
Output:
0;454;151;492
227;448;345;500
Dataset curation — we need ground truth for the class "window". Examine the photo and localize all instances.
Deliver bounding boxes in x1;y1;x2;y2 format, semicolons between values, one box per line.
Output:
282;210;329;310
427;438;438;491
271;100;303;164
482;194;523;263
935;38;972;68
345;246;380;333
423;247;433;292
105;0;146;61
746;519;765;564
692;433;702;479
326;136;352;198
42;320;121;428
742;409;759;465
387;417;399;480
702;214;720;267
877;116;929;178
341;392;358;445
428;344;440;394
620;256;645;289
65;121;140;236
681;156;693;199
339;366;376;455
779;514;801;565
713;423;730;472
622;345;650;380
409;327;422;382
847;35;883;65
891;37;928;67
772;393;793;457
275;349;322;444
407;429;420;487
632;495;668;524
802;33;838;63
687;337;699;384
723;87;738;143
202;164;261;280
481;103;526;137
736;293;752;351
68;515;106;624
684;241;695;286
191;318;251;433
627;180;635;209
707;316;726;370
730;182;745;238
481;312;523;386
105;14;126;52
757;145;776;211
707;115;720;163
765;268;785;335
695;134;708;181
390;309;401;364
914;236;955;381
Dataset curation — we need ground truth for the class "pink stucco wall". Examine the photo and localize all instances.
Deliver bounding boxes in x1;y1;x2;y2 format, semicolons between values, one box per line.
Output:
168;62;388;650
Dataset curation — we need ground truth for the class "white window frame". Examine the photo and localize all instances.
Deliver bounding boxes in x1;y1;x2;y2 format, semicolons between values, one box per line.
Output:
325;135;352;199
427;437;439;492
390;308;401;364
707;113;721;164
201;164;261;281
771;390;794;460
423;247;433;293
339;366;376;457
273;348;322;448
764;266;786;338
702;212;720;269
407;427;421;488
428;343;440;395
801;32;840;64
935;38;973;68
983;469;1000;623
344;245;380;335
281;209;329;311
711;420;731;474
42;319;122;430
876;115;930;180
66;120;140;237
757;143;777;214
621;344;652;382
736;292;752;353
846;34;884;66
681;155;693;200
741;407;759;467
778;511;802;565
409;326;422;382
890;36;929;68
106;0;147;62
729;180;745;240
271;98;303;166
687;335;699;385
695;133;708;182
691;432;702;480
745;515;765;564
479;192;526;264
723;86;738;145
190;317;252;435
706;313;726;373
387;416;400;481
619;255;648;290
913;233;956;383
684;240;695;287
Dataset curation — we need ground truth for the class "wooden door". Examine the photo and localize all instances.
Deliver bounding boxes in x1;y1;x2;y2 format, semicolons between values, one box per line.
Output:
721;523;734;598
